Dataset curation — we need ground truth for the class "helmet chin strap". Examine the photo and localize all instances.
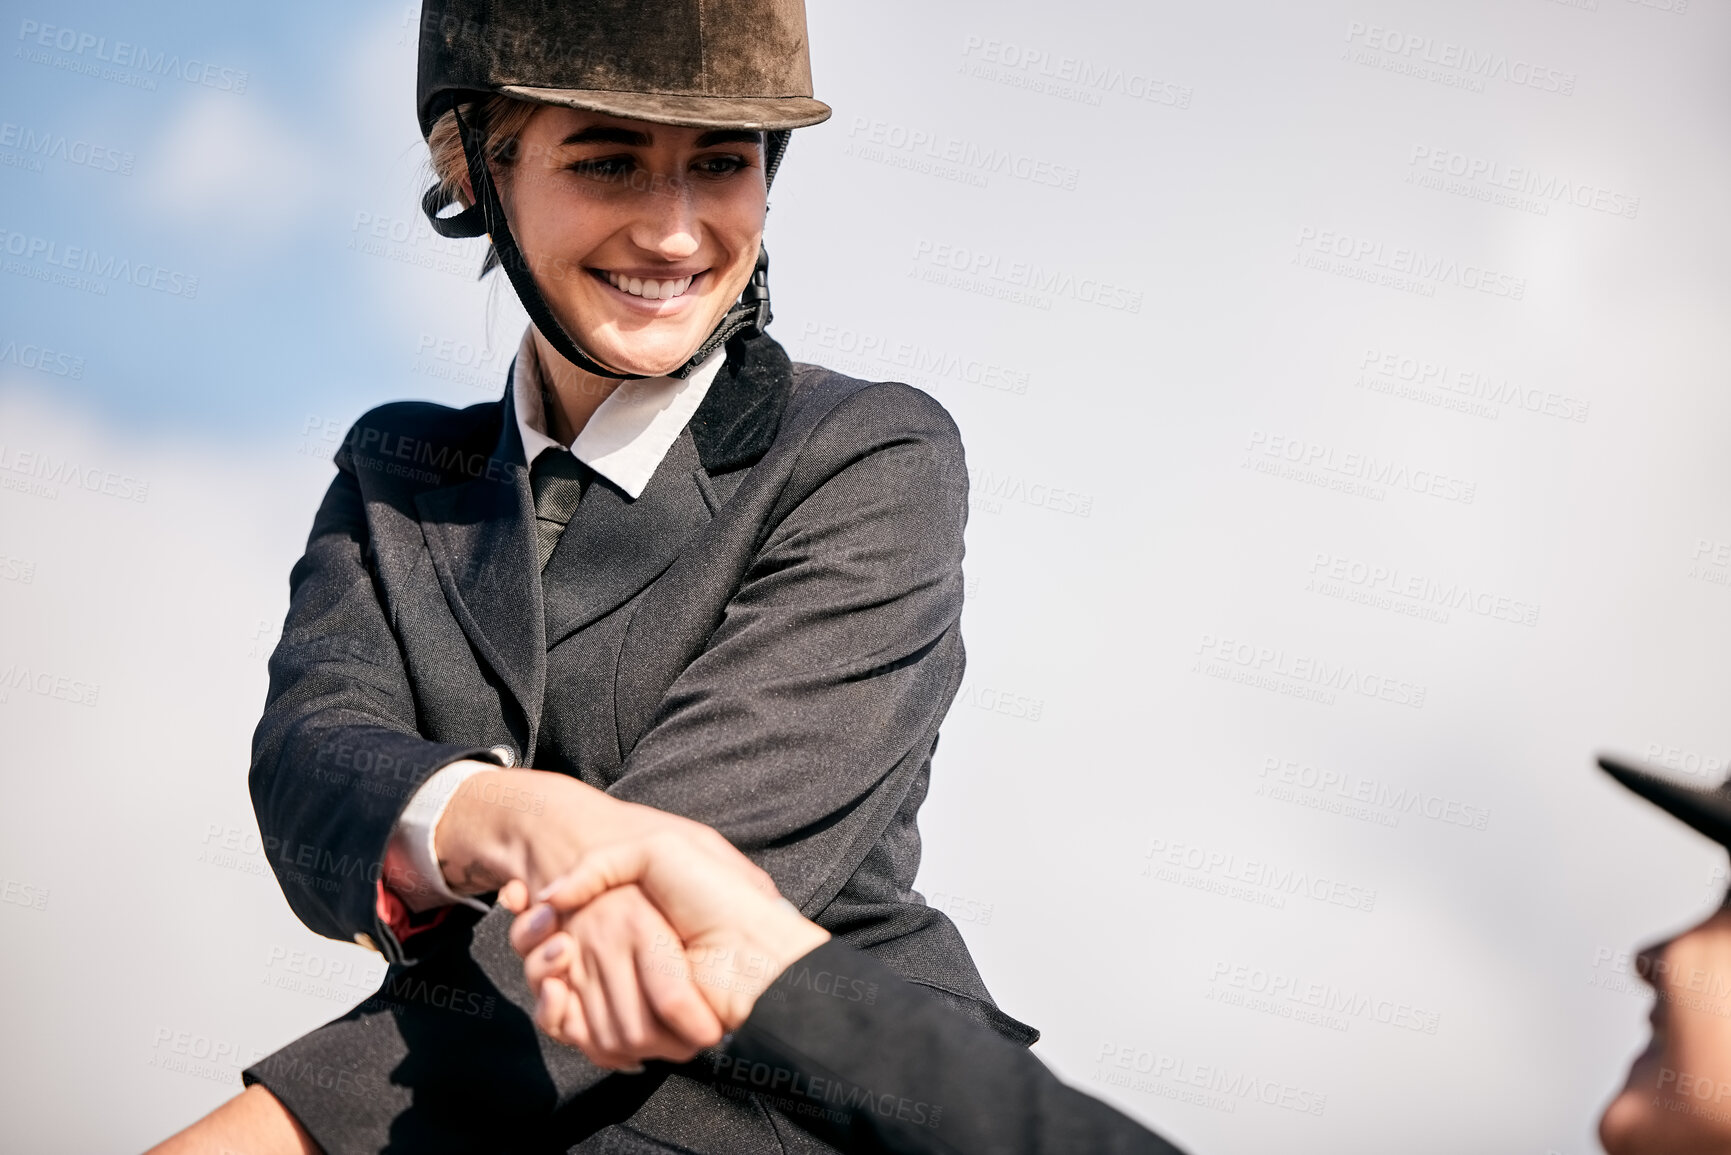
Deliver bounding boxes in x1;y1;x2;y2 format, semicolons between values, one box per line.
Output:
423;100;782;382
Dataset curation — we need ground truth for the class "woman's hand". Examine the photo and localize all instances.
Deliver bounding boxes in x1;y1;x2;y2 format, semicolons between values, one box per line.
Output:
434;769;752;902
479;775;774;943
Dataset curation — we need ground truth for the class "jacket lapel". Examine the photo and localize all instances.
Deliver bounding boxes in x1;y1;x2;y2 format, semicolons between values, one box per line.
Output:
416;330;796;682
540;331;796;648
541;427;712;648
689;331;795;473
414;380;547;737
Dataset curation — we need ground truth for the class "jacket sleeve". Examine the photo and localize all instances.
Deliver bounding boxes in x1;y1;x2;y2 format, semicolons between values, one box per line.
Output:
606;384;968;912
722;939;1190;1155
249;448;498;963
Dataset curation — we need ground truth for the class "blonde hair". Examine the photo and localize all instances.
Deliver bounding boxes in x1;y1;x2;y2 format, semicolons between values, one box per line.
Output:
426;94;541;209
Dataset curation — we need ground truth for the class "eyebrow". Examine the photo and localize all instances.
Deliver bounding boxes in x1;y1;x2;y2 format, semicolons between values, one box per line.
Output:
695;130;765;147
559;126;764;149
561;126;651;147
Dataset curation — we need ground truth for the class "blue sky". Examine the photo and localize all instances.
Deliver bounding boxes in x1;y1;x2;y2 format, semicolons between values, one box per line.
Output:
1;0;495;437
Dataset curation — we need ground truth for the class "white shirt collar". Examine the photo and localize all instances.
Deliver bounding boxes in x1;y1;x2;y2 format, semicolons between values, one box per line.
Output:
511;327;724;499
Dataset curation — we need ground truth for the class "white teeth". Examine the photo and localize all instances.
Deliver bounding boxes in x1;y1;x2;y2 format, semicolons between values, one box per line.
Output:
606;272;694;300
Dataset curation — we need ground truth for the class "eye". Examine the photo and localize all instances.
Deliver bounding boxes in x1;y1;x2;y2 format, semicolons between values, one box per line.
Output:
693;154;748;178
568;155;635;180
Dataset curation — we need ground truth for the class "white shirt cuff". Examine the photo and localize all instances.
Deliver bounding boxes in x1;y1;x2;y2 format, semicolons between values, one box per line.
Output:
384;760;496;913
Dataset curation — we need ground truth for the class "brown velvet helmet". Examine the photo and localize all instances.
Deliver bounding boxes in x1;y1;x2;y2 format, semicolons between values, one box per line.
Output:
414;0;832;380
416;0;831;137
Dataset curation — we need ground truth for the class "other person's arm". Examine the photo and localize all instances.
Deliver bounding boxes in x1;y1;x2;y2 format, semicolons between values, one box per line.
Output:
515;830;1193;1155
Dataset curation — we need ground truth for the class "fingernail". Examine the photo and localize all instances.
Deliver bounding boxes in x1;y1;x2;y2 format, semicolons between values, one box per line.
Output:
535;881;557;903
526;905;554;937
542;938;564;962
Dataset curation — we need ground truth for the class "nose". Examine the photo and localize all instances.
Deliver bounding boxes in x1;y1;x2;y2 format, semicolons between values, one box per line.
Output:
1634;938;1675;989
627;173;700;262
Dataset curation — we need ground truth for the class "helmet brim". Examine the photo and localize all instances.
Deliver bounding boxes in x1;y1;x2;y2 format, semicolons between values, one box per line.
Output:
500;86;832;131
1599;754;1731;848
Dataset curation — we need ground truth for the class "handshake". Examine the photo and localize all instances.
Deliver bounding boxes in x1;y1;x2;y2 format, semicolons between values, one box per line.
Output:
493;796;831;1070
429;775;1188;1155
480;792;1190;1155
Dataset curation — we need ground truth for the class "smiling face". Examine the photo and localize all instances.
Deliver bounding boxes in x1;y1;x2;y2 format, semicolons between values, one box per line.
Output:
1601;904;1731;1154
496;107;768;377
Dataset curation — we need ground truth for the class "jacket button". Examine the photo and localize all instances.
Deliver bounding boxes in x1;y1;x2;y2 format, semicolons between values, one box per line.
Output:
489;745;517;768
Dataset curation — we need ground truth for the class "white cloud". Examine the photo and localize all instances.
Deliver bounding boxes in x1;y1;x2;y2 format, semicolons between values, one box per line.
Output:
145;92;330;238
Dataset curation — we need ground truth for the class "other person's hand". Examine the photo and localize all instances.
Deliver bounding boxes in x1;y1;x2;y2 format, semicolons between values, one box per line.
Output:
510;826;829;1065
436;774;772;1067
518;882;726;1068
